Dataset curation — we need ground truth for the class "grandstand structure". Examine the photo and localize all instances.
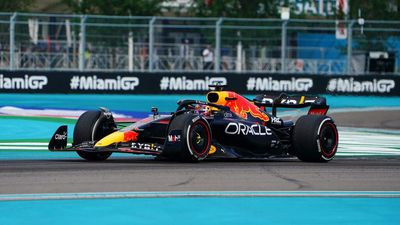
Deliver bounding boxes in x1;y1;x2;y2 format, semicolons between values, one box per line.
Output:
0;12;399;74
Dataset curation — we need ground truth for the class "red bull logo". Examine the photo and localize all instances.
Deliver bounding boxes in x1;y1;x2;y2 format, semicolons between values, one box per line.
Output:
208;91;269;123
124;131;139;142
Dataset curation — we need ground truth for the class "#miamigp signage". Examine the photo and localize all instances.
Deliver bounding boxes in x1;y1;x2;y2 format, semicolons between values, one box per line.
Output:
0;71;398;96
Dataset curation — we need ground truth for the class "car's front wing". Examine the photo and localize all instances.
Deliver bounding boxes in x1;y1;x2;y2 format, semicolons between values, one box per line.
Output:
50;141;164;156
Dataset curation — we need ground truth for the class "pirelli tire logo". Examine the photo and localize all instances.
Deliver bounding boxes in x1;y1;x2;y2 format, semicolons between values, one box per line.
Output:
160;76;227;91
327;78;395;94
0;74;48;90
70;75;139;91
246;77;313;92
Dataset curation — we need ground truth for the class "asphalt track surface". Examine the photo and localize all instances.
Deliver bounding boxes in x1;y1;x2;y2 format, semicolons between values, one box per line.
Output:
329;109;400;130
1;157;400;194
1;110;399;195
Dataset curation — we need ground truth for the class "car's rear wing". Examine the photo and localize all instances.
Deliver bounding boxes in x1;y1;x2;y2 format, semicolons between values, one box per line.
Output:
253;93;329;116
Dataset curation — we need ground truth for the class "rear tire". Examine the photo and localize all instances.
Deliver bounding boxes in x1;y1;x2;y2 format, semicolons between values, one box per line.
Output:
74;110;114;161
163;113;211;162
293;115;338;162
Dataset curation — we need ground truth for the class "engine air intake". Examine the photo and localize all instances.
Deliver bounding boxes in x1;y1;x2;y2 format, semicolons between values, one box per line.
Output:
207;92;219;103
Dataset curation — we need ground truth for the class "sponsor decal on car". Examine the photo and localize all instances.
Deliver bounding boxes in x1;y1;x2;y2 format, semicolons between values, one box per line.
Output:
246;77;313;92
131;142;162;151
69;75;139;91
270;117;282;125
280;98;298;104
103;111;112;119
160;76;227;91
224;112;233;118
326;78;395;93
55;132;67;140
168;134;181;142
270;140;280;148
0;74;47;90
123;131;139;142
224;92;270;122
225;122;272;136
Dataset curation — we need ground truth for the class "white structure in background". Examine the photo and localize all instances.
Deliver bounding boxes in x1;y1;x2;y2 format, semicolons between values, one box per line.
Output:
28;19;39;44
281;7;290;73
2;11;397;74
335;0;348;39
65;19;72;48
236;41;243;72
128;32;134;72
161;0;193;13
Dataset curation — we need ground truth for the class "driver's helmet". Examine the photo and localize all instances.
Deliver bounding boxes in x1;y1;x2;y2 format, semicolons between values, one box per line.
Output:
194;104;216;116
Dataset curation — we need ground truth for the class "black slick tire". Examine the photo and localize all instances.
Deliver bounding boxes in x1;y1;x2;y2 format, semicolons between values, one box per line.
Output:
73;110;113;161
293;115;338;162
163;113;212;162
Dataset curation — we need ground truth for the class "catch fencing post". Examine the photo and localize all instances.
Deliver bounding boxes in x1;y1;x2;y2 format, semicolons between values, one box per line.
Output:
215;18;223;73
128;31;134;72
9;12;17;70
78;15;87;71
281;19;288;73
148;17;156;72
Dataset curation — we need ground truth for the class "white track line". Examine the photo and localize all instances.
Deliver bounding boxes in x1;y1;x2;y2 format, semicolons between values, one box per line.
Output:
0;146;49;150
0;142;49;146
1;191;400;201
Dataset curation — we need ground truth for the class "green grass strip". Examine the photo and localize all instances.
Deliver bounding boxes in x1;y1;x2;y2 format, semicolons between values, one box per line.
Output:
0;115;76;124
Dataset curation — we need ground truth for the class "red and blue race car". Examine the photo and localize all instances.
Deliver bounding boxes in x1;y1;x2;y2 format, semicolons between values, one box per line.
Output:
49;85;338;162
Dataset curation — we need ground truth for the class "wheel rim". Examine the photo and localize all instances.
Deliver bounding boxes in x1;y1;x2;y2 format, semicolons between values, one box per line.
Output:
319;122;338;158
189;120;210;157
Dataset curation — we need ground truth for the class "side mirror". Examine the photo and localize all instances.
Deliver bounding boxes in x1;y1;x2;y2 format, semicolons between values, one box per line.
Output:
151;107;159;116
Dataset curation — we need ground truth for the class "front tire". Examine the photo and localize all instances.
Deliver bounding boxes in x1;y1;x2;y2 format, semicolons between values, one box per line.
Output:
73;110;115;161
293;115;338;162
163;113;212;162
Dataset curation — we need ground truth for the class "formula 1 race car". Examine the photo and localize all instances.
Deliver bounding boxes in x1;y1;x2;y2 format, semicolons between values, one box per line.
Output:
49;85;338;162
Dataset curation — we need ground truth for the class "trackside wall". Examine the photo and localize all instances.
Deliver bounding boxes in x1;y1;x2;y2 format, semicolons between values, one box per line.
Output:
0;71;398;96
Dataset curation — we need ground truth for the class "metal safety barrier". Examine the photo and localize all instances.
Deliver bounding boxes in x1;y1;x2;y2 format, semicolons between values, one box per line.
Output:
0;12;399;74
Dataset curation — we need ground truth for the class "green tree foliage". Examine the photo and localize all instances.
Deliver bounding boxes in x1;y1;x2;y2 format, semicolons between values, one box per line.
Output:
347;0;400;52
61;0;165;47
190;0;280;18
188;0;283;53
348;0;400;20
190;0;400;20
62;0;165;16
0;0;34;12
